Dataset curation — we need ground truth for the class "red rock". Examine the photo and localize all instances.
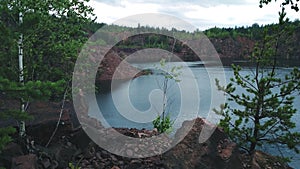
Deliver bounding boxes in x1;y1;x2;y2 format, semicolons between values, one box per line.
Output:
97;51;140;81
163;118;241;169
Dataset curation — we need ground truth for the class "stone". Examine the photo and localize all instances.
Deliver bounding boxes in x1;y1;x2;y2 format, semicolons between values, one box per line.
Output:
41;158;51;169
126;149;133;157
0;142;24;168
66;142;72;147
218;142;236;160
52;143;77;168
111;155;118;162
111;166;120;169
81;159;89;165
130;159;141;164
84;146;95;159
127;160;142;169
137;132;149;138
11;154;37;169
96;152;102;160
101;150;110;158
118;161;124;165
52;160;59;169
92;161;99;168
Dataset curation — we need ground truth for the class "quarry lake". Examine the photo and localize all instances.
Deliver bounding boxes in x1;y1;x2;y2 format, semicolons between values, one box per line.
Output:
88;61;300;167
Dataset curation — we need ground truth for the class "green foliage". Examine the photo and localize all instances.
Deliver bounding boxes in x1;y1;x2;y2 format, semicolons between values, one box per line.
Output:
0;77;66;101
0;101;33;153
68;163;81;169
0;0;94;83
116;33;171;50
214;15;300;154
68;156;84;169
159;58;182;82
0;0;95;144
205;27;231;39
0;127;16;153
152;115;174;133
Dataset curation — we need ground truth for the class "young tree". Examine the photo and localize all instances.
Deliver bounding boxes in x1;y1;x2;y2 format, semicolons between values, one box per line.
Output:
153;35;182;133
152;58;182;133
214;9;300;155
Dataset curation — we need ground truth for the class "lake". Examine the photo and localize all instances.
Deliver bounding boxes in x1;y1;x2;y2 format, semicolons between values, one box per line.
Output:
89;61;300;167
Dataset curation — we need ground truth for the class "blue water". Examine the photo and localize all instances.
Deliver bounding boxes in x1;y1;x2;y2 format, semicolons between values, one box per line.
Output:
90;61;300;167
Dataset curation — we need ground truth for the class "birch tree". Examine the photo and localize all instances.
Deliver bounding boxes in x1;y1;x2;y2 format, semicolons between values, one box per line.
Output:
0;0;94;143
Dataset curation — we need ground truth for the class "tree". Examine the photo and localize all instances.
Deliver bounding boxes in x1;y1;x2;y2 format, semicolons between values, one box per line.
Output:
0;0;94;148
152;58;182;133
214;9;300;156
152;33;182;133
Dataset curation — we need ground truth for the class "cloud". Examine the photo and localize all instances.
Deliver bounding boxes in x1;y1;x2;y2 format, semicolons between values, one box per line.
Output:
89;1;161;24
90;0;300;30
94;0;251;7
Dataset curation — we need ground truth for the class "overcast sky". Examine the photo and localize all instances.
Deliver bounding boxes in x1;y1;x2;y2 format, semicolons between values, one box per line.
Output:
89;0;299;30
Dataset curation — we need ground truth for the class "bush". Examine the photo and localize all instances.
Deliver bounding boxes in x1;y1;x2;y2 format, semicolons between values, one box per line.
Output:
152;115;174;133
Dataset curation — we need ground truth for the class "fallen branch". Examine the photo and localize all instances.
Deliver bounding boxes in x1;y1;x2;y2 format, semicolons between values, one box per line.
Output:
45;84;69;147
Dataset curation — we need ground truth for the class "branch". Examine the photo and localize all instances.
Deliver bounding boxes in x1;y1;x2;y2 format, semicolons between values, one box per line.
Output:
45;84;69;147
227;121;250;143
258;120;280;140
269;79;296;88
236;72;258;91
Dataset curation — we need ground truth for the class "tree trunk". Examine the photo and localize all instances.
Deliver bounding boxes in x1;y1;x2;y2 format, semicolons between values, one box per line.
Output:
250;128;258;153
18;6;25;137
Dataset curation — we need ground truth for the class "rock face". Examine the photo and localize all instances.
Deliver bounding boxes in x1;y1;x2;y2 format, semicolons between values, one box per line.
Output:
97;51;140;82
209;36;255;59
95;50;147;92
110;33;300;66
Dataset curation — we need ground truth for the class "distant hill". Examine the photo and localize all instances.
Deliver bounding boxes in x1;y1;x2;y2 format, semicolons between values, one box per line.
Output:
86;20;300;66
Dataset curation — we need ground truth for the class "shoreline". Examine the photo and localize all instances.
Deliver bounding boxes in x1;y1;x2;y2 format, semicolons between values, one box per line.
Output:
0;113;293;169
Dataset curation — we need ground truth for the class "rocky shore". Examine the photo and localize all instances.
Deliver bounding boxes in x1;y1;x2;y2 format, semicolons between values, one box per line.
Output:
0;109;293;169
0;95;293;169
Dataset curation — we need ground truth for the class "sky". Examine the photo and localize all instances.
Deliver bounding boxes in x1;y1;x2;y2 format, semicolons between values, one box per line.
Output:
89;0;299;31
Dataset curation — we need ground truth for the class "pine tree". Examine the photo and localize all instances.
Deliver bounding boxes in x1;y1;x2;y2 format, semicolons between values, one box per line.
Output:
214;9;300;156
